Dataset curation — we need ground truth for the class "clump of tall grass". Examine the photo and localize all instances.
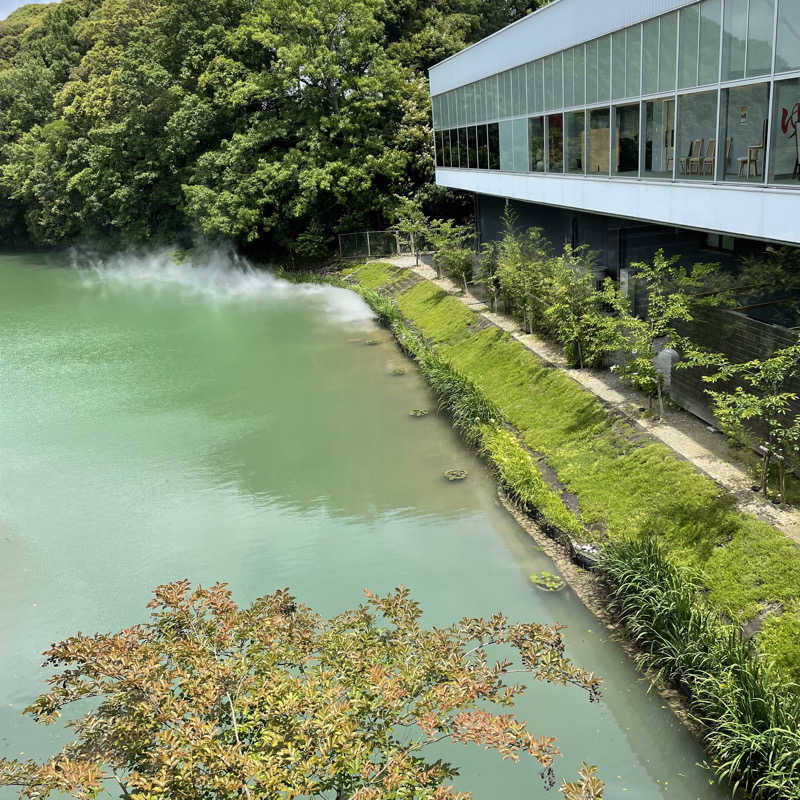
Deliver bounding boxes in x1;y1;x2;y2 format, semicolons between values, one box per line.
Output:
481;425;583;539
416;352;500;441
600;538;800;800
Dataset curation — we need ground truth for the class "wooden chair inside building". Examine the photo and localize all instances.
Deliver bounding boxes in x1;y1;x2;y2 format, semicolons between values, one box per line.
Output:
738;142;763;178
680;139;703;174
690;138;715;175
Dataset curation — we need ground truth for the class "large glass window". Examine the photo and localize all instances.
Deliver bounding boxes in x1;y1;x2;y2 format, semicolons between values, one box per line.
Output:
548;113;564;172
475;82;486;123
512;65;527;116
574;45;586;106
598;35;611;101
485;75;499;121
526;61;541;114
777;0;800;73
464;84;475;125
488;123;500;169
564;47;575;108
659;13;677;92
723;0;747;80
529;117;545;172
586;39;598;104
679;4;700;89
467;125;478;168
458;127;468;168
566;110;586;174
499;120;513;170
444;130;454;168
643;19;659;94
512;117;528;171
434;131;443;167
613;103;639;176
769;78;800;185
477;124;489;169
499;70;513;118
643;99;675;178
699;0;722;85
747;0;775;78
588;107;610;175
677;90;718;180
721;83;769;183
626;25;641;98
552;52;563;110
612;30;626;100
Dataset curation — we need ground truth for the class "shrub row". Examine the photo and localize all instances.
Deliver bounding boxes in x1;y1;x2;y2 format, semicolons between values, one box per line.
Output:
600;538;800;800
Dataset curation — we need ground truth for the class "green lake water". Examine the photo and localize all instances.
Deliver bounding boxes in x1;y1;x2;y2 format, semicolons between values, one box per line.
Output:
0;250;728;799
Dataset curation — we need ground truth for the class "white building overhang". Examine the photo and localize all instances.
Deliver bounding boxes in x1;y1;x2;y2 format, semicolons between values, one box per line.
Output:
435;169;800;246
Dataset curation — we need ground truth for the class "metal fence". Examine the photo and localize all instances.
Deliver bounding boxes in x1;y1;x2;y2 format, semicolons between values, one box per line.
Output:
338;230;413;259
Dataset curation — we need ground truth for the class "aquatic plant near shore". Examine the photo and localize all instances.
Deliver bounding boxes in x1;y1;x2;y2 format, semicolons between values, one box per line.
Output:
530;571;566;591
600;538;800;800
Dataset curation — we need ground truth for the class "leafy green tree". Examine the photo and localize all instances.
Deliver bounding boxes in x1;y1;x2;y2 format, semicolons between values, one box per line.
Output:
475;239;500;311
428;217;474;287
543;245;621;369
683;343;800;502
0;0;530;253
391;194;428;265
494;208;551;334
0;581;604;800
603;249;719;420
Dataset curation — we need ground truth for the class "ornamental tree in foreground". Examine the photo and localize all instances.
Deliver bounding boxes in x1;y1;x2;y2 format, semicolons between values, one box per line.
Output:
0;582;604;800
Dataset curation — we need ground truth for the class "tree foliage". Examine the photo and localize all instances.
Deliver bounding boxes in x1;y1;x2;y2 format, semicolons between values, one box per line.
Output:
0;0;536;253
603;250;720;418
0;581;603;800
683;342;800;500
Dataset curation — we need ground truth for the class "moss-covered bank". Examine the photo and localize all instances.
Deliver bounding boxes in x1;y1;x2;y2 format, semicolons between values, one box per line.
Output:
342;261;800;682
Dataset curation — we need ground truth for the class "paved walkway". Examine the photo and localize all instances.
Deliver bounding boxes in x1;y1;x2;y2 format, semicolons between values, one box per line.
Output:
376;256;800;544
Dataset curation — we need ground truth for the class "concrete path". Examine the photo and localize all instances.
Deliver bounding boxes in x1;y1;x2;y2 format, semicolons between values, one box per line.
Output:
375;256;800;544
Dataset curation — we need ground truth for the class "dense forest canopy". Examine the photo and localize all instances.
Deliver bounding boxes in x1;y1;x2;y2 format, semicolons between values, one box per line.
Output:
0;0;535;257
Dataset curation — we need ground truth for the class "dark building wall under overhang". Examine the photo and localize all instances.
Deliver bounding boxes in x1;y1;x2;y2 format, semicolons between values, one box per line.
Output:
473;192;798;429
475;193;764;283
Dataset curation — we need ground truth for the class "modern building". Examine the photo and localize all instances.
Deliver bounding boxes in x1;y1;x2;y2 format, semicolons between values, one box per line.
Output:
428;0;800;419
429;0;800;247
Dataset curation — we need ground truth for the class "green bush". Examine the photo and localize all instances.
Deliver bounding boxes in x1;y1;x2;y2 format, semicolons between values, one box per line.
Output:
600;538;800;800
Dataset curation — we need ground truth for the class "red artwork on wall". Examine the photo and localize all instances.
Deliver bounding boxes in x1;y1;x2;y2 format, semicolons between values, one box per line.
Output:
781;102;800;178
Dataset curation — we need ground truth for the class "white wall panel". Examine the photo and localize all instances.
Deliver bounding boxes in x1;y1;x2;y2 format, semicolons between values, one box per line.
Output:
433;169;800;245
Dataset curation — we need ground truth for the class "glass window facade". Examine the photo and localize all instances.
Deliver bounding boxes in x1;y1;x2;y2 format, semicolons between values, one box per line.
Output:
613;103;640;176
677;90;718;180
548;114;564;172
565;110;586;173
431;0;799;189
529;117;545;172
776;0;800;73
721;83;769;182
769;78;800;184
643;98;675;178
588;108;610;175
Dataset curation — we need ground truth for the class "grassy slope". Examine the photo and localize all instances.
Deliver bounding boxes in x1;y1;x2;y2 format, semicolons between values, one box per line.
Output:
349;262;800;680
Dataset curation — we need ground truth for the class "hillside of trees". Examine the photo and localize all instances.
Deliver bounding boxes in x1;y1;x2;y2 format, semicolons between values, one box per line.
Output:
0;0;534;257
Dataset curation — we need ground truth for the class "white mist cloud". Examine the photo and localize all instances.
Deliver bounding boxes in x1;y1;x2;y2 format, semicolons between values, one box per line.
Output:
68;247;376;325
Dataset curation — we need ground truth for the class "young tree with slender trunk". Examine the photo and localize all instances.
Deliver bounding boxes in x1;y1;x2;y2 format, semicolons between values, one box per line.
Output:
603;250;719;420
682;342;800;502
0;582;604;800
